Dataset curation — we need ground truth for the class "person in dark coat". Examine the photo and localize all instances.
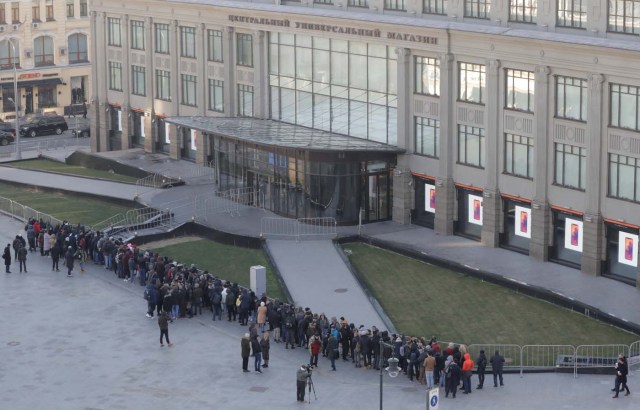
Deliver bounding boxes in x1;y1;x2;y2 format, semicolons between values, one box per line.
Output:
260;332;270;368
327;333;338;371
612;354;631;398
3;243;11;273
65;246;75;277
476;349;487;389
145;283;158;318
158;310;173;347
445;356;461;398
17;243;27;273
241;333;251;373
251;334;263;373
490;350;505;387
50;241;61;271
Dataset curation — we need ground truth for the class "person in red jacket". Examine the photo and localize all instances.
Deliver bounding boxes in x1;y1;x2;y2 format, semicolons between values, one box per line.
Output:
309;334;322;368
461;353;474;394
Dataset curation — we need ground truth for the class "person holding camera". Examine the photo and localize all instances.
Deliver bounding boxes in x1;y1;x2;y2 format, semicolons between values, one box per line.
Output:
296;365;310;402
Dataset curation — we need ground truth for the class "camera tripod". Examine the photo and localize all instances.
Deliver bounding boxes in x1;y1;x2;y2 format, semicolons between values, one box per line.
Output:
307;374;317;403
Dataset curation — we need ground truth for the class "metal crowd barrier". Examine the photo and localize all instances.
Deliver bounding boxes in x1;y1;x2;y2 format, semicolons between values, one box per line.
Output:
467;344;522;370
0;196;63;227
195;187;263;220
521;345;576;375
629;340;640;369
91;213;128;235
573;344;629;377
260;217;337;241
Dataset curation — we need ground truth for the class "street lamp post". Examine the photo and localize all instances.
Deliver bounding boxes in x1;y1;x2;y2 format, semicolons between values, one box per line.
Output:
10;40;20;159
378;340;400;410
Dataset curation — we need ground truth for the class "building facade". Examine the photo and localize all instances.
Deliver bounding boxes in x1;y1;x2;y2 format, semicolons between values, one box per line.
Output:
89;0;640;286
0;0;90;120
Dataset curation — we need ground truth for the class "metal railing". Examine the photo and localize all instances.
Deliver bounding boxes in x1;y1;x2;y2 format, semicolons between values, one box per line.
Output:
468;344;522;370
0;196;63;227
260;217;337;240
196;187;263;220
125;207;173;231
0;138;89;157
178;160;216;180
520;345;576;375
135;170;180;189
573;344;629;377
629;340;640;369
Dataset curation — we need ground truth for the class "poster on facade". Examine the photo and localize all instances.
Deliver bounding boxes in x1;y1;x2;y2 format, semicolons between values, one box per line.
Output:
165;122;170;144
563;218;583;252
190;129;197;150
468;194;483;226
514;206;531;238
618;231;639;267
117;110;122;132
425;183;436;213
140;116;145;138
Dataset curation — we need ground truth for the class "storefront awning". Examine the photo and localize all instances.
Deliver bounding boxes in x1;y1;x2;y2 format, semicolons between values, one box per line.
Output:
0;77;63;89
166;117;404;153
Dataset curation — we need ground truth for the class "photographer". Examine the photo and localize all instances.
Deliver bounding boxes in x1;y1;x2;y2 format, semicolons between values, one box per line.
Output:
296;364;310;402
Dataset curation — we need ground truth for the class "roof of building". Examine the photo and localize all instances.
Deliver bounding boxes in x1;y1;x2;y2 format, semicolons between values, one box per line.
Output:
166;117;404;153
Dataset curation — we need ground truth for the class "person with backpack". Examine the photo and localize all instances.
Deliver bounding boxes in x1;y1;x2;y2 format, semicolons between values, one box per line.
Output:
284;310;296;350
476;350;487;389
211;287;222;321
226;287;237;322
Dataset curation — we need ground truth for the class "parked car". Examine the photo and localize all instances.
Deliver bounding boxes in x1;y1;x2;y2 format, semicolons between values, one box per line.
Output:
71;124;90;138
0;122;16;134
19;115;68;137
0;130;15;146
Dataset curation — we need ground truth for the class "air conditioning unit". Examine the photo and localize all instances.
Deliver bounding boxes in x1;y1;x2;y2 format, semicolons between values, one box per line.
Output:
32;23;39;29
0;26;4;32
12;24;18;31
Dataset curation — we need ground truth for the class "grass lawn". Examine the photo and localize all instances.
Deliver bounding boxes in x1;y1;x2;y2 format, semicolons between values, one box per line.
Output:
343;242;639;346
4;159;139;183
0;181;135;227
149;239;285;302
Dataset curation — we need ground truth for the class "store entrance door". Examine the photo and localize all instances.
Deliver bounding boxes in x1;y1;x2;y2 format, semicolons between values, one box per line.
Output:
247;171;272;210
363;172;390;222
25;87;33;114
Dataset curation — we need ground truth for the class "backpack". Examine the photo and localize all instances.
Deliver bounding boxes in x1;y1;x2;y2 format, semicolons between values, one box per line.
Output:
285;317;294;329
212;292;222;305
144;288;151;301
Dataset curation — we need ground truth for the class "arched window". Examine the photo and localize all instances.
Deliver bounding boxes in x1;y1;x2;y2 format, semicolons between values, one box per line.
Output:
68;33;88;64
34;36;54;67
0;39;19;69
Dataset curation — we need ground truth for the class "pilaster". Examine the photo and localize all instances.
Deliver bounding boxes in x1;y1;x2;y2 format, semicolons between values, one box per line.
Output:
254;30;268;119
121;107;131;150
197;23;206;116
395;47;411;151
392;170;412;224
530;200;550;260
481;59;501;247
195;130;207;165
120;15;131;150
169;124;180;159
145;16;155;153
435;53;455;235
225;27;236;116
434;177;455;235
91;11;106;152
171;20;180;117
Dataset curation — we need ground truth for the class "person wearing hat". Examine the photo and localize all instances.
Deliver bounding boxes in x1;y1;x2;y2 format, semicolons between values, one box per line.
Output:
257;301;268;333
296;364;310;402
65;246;75;277
3;243;11;273
12;234;25;260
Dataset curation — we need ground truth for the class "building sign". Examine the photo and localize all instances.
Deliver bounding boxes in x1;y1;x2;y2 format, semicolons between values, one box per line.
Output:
564;218;583;253
468;194;483;226
424;183;436;213
514;206;531;239
228;15;438;45
18;73;41;80
618;231;638;267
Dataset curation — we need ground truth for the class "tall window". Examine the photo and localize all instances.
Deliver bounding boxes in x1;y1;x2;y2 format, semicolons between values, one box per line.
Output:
609;154;640;201
424;0;447;14
611;84;640;131
108;18;122;47
608;0;640;34
315;0;333;4
33;0;41;22
0;4;5;24
505;134;534;178
131;20;145;50
208;79;224;112
180;26;196;58
415;116;440;157
557;0;586;28
181;74;197;106
45;0;53;21
66;0;74;18
131;65;146;96
556;76;587;121
384;0;406;10
238;84;254;117
509;0;537;23
34;36;54;66
3;89;15;112
348;0;369;7
109;61;122;91
68;33;88;64
415;56;440;96
459;63;486;104
505;69;535;112
465;0;491;18
155;70;171;101
0;39;19;68
155;23;169;54
207;30;223;62
555;143;586;189
11;2;19;24
458;125;485;168
236;33;253;67
38;84;56;108
80;0;88;17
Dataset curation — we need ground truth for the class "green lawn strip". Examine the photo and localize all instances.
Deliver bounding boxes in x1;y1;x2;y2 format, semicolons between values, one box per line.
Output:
150;239;285;301
0;182;134;227
5;159;139;183
343;242;638;347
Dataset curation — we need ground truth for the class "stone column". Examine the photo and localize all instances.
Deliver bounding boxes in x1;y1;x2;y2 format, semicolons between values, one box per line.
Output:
91;11;107;152
195;130;207;165
530;65;551;260
169;124;180;159
582;73;605;276
197;23;206;116
395;47;411;151
435;53;455;235
253;30;267;119
225;27;236;116
144;17;155;153
481;59;501;248
169;20;180;159
120;15;131;150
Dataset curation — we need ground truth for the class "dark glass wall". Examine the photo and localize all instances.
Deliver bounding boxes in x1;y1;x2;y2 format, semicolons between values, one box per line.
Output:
412;176;435;229
605;223;639;284
454;187;483;240
500;198;530;254
549;211;582;268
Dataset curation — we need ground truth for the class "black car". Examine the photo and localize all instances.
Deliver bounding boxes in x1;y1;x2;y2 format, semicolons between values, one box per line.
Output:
71;124;90;138
0;122;16;134
20;115;68;137
0;129;15;146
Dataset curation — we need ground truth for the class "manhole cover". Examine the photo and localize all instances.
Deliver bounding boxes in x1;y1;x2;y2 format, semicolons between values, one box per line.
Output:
249;386;267;393
7;341;20;346
334;288;348;293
